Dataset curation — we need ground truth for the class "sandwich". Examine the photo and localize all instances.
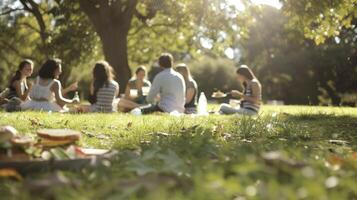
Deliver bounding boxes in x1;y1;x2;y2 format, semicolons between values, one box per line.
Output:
37;129;81;147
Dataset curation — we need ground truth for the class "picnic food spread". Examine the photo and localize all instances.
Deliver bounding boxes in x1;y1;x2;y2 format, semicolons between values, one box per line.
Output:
211;90;227;98
0;125;114;173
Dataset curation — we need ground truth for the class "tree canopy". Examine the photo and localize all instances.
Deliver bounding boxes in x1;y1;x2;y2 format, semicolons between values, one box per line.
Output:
0;0;356;105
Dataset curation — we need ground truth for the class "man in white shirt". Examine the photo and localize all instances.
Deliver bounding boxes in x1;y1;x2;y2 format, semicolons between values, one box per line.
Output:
140;53;186;114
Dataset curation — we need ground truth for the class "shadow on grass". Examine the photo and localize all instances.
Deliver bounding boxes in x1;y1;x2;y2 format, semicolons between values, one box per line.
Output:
283;112;357;121
282;113;357;147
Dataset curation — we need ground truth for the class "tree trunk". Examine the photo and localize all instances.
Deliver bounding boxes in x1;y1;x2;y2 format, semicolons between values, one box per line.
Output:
98;26;131;94
78;0;138;94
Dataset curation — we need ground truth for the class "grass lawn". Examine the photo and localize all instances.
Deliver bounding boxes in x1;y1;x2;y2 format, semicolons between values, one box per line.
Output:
1;105;357;200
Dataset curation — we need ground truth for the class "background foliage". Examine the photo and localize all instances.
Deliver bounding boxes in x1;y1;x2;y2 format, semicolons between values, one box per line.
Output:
0;0;356;105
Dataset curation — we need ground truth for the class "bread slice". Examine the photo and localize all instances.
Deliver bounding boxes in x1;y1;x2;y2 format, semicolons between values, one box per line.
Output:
39;138;76;147
10;136;34;147
37;129;80;141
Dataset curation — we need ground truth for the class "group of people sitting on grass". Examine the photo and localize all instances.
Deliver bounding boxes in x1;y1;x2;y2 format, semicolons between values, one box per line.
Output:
0;53;262;116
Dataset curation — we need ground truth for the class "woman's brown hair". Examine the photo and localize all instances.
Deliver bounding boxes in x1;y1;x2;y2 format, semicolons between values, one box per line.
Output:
135;66;147;75
236;65;257;89
90;61;114;103
236;65;255;80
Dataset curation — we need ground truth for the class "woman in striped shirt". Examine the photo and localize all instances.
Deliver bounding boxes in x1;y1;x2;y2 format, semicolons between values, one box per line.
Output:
80;61;138;113
87;61;119;112
219;65;262;115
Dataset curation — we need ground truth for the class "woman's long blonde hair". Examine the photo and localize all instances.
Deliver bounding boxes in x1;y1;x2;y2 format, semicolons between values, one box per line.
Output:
175;63;192;84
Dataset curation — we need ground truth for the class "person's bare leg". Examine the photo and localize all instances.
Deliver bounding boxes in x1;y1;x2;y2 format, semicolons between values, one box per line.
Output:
118;98;140;112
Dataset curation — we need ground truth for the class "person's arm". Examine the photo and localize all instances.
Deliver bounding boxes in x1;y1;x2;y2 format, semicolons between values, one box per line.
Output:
146;76;160;103
230;90;243;98
124;84;131;99
114;82;119;98
12;80;31;101
62;81;78;96
89;82;94;95
232;83;261;103
186;87;195;104
88;82;96;104
52;80;75;107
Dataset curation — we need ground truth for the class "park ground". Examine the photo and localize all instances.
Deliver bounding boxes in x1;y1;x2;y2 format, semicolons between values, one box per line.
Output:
1;105;357;199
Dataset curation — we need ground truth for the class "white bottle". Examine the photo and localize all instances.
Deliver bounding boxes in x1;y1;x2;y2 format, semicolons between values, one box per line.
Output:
73;91;80;103
197;92;208;115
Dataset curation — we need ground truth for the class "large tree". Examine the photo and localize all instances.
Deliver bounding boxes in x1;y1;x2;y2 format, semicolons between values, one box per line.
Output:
78;0;139;92
1;0;242;93
0;0;99;86
77;0;239;92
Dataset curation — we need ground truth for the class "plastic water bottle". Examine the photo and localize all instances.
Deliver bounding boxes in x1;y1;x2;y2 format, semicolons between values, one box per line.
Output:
197;92;208;115
73;91;80;103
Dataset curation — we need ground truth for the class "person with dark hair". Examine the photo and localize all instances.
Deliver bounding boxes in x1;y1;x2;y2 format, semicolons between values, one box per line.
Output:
147;63;163;83
37;59;78;96
158;53;174;68
175;63;198;114
1;59;34;111
124;66;151;105
77;61;138;113
132;53;186;114
21;59;79;112
86;61;119;112
7;59;34;101
219;65;262;115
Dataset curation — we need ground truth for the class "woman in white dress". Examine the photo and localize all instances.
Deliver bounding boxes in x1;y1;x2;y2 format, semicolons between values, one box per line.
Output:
21;59;79;112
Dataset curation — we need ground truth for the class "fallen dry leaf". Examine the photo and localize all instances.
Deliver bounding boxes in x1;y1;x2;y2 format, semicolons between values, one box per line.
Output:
127;122;133;129
327;154;345;166
29;118;44;126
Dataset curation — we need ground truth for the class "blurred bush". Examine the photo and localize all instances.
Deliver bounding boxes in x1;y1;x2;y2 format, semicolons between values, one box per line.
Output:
188;56;240;99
